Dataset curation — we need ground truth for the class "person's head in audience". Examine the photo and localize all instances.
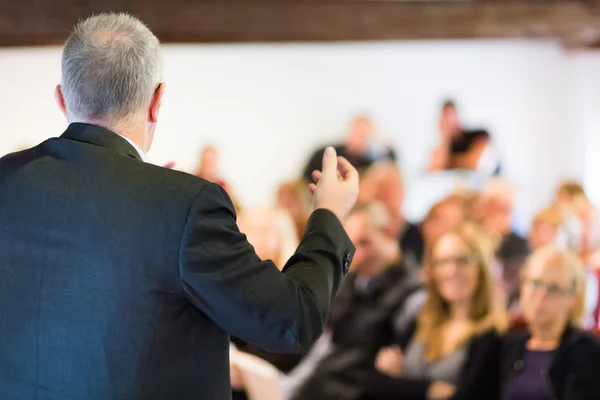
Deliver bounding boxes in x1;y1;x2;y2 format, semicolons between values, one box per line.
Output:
521;248;586;336
344;202;401;277
438;100;461;139
195;145;220;181
55;13;163;153
555;181;586;211
276;180;312;239
358;163;405;236
422;197;466;248
529;207;563;251
237;208;299;270
480;179;516;237
344;115;374;156
418;223;507;359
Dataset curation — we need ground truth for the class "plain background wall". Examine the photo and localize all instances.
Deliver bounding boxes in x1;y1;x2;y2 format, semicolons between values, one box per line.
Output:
1;39;596;225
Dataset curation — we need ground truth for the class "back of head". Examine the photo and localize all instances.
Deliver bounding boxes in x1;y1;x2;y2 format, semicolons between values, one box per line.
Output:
61;13;162;126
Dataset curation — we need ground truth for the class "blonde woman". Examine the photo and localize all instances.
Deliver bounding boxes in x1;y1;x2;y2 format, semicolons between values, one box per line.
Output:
499;248;600;400
361;223;507;400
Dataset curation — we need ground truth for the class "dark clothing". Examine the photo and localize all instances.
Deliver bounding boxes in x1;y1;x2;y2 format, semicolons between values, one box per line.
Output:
507;350;555;400
450;129;490;155
0;123;354;400
302;144;396;181
399;223;425;268
361;329;503;400
499;326;600;400
292;264;423;400
497;232;530;308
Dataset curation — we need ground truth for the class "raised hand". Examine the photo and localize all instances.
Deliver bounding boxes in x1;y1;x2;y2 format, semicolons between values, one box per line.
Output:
309;146;359;221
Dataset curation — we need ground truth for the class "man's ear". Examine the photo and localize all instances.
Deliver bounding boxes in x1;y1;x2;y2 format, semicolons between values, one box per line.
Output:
55;85;68;118
149;83;165;123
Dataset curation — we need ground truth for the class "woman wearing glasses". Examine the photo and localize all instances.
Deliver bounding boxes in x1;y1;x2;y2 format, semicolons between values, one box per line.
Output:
499;248;600;400
360;223;508;400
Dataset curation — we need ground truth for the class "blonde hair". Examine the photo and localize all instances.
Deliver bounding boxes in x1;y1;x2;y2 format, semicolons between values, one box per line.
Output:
417;223;508;361
522;247;587;326
532;207;563;229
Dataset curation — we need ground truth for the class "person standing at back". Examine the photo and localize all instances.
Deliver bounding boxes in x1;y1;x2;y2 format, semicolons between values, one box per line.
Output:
0;13;358;400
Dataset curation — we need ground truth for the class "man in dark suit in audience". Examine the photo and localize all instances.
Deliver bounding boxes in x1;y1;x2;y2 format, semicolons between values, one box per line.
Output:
0;13;358;400
302;115;397;181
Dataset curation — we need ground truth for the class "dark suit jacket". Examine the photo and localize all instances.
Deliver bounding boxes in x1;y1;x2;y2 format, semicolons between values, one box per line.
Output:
499;326;600;400
0;123;354;400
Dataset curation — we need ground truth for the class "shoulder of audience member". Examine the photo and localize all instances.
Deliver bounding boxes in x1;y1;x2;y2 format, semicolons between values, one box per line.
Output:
564;328;600;371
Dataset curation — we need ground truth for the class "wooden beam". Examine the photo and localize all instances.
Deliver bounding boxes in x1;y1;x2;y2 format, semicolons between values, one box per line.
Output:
0;1;599;46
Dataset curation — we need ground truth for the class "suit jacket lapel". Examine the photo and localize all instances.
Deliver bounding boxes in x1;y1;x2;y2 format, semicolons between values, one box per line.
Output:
60;123;142;161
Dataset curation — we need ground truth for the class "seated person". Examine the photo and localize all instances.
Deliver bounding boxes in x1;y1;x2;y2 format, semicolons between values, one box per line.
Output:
500;247;600;400
359;162;425;268
479;179;530;310
302;115;396;181
529;207;564;251
361;223;508;400
428;100;499;174
286;202;425;400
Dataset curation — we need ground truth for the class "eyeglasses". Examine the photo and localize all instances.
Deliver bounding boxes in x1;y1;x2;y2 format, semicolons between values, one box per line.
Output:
430;254;477;269
524;278;574;297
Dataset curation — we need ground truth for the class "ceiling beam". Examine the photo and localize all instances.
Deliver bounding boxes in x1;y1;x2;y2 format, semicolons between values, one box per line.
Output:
0;1;599;47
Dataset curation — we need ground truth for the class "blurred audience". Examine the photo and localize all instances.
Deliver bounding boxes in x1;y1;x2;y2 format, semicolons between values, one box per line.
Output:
499;247;600;399
276;180;313;240
287;202;425;400
362;223;508;400
478;179;529;311
428;100;500;174
359;163;425;269
194;145;230;191
236;207;299;270
528;207;564;251
302;115;396;181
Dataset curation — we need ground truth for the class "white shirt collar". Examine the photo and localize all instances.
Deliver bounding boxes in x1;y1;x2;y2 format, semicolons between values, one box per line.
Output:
121;136;148;162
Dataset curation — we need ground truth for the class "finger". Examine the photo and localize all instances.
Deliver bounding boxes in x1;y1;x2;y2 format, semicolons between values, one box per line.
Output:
337;156;359;183
163;161;176;169
311;170;322;184
308;183;317;194
321;146;338;177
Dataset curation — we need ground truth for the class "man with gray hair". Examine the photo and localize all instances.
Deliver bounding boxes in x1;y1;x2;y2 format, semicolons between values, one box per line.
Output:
0;13;358;399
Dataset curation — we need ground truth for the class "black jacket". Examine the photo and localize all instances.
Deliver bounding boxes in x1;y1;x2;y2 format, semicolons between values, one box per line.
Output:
292;264;423;400
499;326;600;400
361;328;502;400
0;123;354;400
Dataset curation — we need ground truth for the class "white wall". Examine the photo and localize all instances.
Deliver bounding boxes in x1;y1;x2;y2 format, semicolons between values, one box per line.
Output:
0;40;593;222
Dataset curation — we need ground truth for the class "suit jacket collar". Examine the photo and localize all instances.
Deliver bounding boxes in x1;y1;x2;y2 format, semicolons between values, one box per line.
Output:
60;123;143;161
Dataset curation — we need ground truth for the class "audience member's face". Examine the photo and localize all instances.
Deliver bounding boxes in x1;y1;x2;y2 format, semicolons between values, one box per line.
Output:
429;233;479;304
520;258;576;328
200;147;219;175
346;117;373;155
344;212;390;277
423;202;464;245
528;221;558;250
482;196;513;235
238;211;281;265
439;107;460;138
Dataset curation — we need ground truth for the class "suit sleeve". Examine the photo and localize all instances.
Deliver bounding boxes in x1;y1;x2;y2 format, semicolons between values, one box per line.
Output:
179;183;355;353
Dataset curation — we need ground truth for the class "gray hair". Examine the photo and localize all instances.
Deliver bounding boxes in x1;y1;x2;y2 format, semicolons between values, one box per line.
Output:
61;13;162;125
